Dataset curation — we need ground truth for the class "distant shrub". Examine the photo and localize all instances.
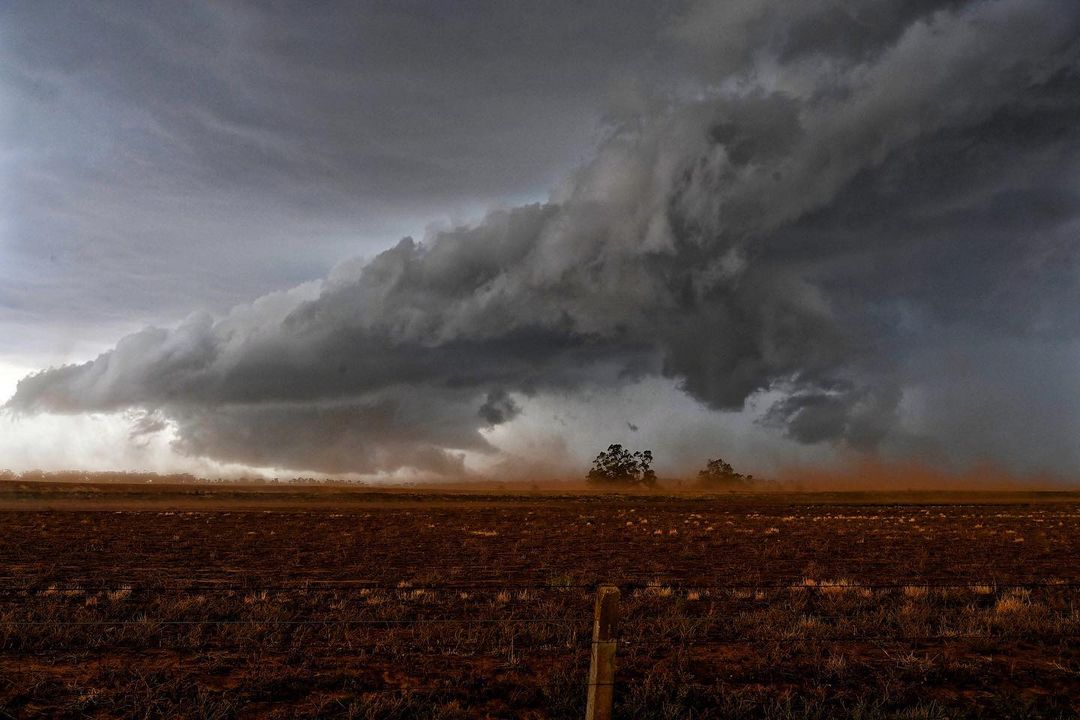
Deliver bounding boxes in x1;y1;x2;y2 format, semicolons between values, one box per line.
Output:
586;444;657;486
697;457;752;487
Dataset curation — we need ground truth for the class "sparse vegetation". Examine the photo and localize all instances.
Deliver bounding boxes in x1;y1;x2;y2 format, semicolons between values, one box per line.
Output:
586;444;657;486
0;487;1077;717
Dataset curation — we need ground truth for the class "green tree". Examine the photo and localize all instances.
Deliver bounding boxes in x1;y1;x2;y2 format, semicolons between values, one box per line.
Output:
586;444;657;486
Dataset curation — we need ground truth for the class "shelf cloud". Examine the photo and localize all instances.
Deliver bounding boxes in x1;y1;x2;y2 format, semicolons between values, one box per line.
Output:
7;0;1080;476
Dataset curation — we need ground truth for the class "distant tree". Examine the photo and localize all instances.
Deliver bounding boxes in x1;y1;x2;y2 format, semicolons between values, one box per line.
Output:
587;444;657;486
697;457;752;487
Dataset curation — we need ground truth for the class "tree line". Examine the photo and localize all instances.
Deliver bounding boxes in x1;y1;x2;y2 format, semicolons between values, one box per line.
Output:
585;444;753;487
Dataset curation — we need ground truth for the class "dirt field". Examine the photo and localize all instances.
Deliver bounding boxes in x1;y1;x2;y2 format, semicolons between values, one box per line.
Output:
0;482;1078;718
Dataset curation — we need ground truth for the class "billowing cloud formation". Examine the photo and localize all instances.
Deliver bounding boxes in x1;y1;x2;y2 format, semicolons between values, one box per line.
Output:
8;0;1080;476
0;0;666;356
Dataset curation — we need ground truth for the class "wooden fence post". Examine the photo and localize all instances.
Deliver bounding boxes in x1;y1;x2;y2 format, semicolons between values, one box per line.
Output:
585;584;620;720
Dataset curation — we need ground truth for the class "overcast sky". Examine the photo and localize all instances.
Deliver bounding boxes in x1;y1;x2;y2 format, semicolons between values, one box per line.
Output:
1;1;669;358
3;1;1080;481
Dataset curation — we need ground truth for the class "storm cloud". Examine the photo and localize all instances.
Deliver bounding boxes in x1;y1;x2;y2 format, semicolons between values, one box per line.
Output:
7;0;1080;476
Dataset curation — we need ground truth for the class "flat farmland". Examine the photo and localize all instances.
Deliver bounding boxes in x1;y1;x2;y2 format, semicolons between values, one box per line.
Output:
1;485;1078;719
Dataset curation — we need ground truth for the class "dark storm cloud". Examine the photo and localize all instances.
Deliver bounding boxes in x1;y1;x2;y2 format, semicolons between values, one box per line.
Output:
8;0;1080;475
479;390;522;427
0;0;668;346
168;399;477;476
